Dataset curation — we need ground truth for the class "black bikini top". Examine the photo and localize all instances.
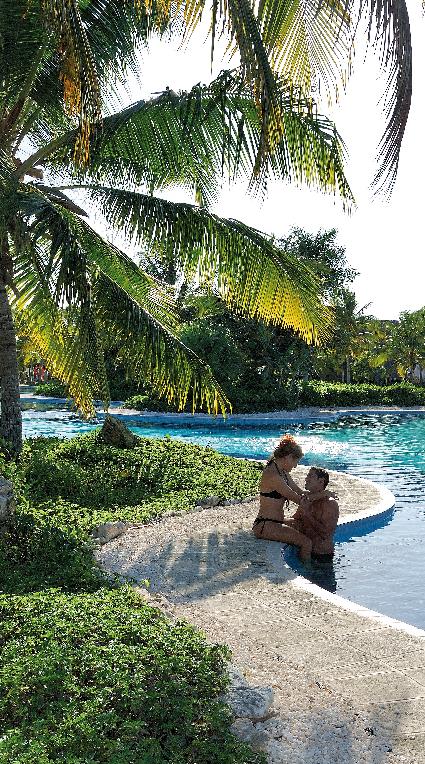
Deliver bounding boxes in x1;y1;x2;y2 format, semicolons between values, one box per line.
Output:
260;460;290;501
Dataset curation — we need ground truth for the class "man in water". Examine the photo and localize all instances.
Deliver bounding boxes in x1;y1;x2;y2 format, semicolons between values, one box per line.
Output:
286;467;339;562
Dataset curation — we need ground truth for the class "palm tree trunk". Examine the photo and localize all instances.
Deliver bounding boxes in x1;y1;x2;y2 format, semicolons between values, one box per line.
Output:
0;276;22;456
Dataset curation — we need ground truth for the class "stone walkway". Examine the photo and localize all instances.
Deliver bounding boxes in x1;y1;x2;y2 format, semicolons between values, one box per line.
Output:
97;466;425;764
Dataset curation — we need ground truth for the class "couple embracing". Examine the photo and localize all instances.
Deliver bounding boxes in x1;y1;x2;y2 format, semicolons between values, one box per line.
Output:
253;435;339;563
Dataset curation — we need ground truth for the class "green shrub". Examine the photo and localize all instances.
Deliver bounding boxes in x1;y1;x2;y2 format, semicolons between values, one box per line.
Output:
0;437;265;762
19;432;260;530
0;507;108;595
125;382;300;413
126;380;425;413
299;381;425;408
0;587;264;764
124;393;175;412
0;434;261;594
33;380;68;397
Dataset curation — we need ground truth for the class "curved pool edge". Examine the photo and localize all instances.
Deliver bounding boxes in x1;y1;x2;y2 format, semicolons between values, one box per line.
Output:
109;406;425;426
267;476;425;639
19;396;425;426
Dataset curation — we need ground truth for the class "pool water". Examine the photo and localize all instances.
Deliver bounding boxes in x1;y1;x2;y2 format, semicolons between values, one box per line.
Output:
21;406;425;630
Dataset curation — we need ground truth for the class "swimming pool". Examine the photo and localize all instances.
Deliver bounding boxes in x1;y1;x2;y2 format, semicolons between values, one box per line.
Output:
20;404;425;629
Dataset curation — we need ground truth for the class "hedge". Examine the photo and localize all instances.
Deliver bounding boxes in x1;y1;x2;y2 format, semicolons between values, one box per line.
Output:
298;381;425;408
125;381;425;413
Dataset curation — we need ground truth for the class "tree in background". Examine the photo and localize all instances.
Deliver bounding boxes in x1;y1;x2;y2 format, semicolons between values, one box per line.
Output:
372;308;425;383
156;228;364;409
276;228;361;383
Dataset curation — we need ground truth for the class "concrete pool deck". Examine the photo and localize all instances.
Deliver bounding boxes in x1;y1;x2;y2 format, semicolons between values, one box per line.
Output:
19;393;425;424
97;466;425;764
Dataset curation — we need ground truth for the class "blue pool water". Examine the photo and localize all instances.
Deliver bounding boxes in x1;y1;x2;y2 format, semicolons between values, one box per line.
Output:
21;405;425;630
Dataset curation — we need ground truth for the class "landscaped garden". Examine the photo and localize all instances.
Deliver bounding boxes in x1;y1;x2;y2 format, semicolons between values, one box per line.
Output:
0;433;264;763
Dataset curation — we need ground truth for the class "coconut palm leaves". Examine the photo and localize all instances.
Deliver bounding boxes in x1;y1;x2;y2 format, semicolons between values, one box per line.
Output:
51;70;353;201
182;0;412;193
4;0;411;192
3;0;412;454
82;186;328;341
1;4;355;447
11;187;230;415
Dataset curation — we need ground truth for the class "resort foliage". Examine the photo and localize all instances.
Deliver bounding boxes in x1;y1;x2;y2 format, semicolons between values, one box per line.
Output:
0;432;264;762
0;0;361;455
1;0;416;454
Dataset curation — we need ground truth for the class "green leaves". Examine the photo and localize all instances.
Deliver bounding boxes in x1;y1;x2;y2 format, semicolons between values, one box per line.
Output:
86;184;332;342
50;71;353;204
2;1;364;425
0;585;256;764
12;186;230;415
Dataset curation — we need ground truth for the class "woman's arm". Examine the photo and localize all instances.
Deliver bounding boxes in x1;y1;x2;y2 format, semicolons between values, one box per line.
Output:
285;472;304;496
261;472;307;506
276;480;307;506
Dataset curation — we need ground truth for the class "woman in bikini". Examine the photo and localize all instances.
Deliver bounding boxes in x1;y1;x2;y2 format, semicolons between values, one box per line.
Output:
252;435;335;562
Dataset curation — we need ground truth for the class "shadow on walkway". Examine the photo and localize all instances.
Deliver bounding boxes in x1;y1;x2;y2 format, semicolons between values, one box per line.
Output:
100;526;294;602
99;524;410;763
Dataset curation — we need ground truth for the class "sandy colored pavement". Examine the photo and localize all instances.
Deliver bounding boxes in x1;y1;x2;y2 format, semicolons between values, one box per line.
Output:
97;466;425;764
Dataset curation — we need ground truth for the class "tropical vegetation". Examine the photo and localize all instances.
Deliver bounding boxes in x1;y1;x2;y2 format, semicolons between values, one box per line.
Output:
116;228;424;411
1;0;362;457
0;431;264;763
1;0;416;456
1;588;267;764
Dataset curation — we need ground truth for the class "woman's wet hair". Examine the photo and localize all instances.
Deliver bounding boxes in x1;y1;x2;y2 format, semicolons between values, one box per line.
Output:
272;434;303;460
311;466;329;488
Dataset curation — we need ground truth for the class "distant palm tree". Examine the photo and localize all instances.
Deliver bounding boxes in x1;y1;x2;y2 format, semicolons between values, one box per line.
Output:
2;0;409;455
371;309;425;382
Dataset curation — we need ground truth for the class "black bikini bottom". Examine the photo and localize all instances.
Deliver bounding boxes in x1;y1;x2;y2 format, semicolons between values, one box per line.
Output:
253;516;283;535
311;552;334;563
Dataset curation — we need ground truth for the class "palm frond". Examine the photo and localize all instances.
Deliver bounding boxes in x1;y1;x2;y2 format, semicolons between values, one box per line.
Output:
85;185;332;342
254;0;412;195
14;187;230;413
365;0;412;194
12;241;108;415
93;272;231;414
5;0;159;159
48;71;353;204
16;188;182;369
255;0;351;98
41;0;103;162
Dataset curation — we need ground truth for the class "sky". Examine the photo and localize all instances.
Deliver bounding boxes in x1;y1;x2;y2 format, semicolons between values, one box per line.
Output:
106;1;425;320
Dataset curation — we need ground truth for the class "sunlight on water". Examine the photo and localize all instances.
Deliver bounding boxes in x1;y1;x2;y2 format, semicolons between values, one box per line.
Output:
21;406;425;629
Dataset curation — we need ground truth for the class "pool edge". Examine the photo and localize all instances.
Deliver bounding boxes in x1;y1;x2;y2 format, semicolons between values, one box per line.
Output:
268;477;425;638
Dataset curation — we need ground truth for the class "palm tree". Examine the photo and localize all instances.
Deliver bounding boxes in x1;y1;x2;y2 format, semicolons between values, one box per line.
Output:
371;309;425;383
1;0;411;456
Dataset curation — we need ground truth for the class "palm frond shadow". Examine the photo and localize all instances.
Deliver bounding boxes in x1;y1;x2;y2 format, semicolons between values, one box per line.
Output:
100;527;297;602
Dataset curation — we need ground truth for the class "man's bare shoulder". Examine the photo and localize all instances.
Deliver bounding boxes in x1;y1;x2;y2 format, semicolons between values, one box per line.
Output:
326;498;339;514
315;497;339;512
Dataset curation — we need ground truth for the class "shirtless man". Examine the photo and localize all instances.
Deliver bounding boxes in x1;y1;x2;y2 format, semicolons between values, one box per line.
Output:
285;467;339;562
